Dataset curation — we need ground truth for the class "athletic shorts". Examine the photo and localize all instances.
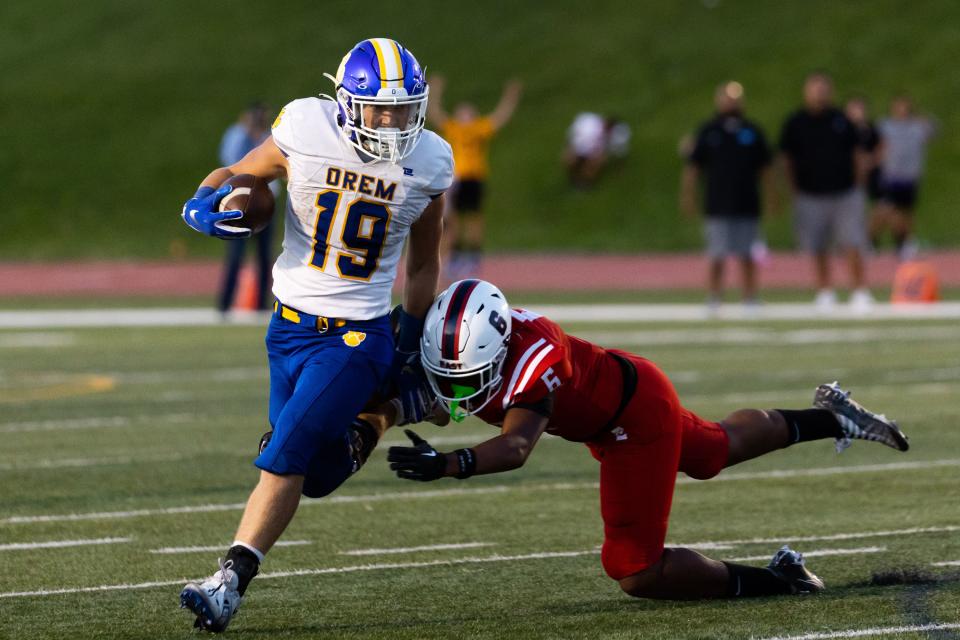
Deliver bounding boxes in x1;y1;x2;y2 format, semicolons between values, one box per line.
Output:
794;188;868;252
880;178;919;210
256;310;392;498
704;216;760;259
452;180;485;213
586;354;729;581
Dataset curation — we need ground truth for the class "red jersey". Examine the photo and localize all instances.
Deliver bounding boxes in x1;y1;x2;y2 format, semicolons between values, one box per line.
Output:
474;309;625;441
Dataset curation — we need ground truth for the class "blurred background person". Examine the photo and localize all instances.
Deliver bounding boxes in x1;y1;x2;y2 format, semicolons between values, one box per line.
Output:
564;113;631;188
680;81;775;310
845;96;884;209
780;72;872;312
871;94;938;260
428;76;523;281
216;102;276;313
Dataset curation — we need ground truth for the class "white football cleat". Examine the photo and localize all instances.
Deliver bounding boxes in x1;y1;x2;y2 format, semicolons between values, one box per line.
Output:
180;559;241;633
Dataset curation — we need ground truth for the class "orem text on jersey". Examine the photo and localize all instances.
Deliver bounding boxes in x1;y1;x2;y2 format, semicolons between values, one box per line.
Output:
324;167;397;201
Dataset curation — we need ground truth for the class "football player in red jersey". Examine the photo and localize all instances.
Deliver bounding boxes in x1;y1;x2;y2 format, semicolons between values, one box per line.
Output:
380;279;909;600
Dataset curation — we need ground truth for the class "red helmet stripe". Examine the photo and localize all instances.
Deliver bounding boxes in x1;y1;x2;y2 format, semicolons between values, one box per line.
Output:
441;279;481;360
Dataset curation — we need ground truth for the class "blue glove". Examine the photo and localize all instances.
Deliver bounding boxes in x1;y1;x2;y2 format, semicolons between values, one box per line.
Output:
390;375;438;426
181;185;251;239
386;307;426;422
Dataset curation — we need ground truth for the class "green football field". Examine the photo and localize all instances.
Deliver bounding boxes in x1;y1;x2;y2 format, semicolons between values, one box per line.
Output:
1;309;959;639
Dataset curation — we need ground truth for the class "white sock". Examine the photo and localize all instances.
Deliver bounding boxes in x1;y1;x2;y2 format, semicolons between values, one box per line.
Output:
231;540;265;564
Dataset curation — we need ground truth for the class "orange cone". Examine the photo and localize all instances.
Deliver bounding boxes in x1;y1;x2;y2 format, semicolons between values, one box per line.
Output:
233;266;259;311
891;260;940;304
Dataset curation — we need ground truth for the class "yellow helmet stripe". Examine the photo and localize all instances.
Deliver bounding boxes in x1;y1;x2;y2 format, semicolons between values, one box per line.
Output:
368;38;390;86
369;37;404;89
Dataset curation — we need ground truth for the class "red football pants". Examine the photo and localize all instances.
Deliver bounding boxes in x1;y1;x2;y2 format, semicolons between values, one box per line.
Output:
587;353;729;580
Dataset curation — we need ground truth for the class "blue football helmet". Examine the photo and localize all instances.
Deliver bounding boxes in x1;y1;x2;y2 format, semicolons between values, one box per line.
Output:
322;38;428;163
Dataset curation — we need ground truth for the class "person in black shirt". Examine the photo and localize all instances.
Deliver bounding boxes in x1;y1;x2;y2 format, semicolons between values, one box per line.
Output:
681;81;775;308
780;72;872;312
845;96;882;203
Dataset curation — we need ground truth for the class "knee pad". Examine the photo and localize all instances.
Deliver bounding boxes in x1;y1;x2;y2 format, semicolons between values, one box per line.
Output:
348;417;379;473
258;430;272;455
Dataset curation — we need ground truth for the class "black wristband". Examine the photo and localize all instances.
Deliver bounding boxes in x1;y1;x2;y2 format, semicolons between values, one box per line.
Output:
453;448;477;479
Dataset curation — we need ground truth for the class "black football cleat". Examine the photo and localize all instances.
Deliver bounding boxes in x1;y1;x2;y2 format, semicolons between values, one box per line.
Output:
768;545;825;594
814;382;910;452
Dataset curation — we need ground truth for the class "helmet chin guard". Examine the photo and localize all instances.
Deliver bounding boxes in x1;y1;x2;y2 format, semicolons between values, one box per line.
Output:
321;38;428;163
421;280;512;421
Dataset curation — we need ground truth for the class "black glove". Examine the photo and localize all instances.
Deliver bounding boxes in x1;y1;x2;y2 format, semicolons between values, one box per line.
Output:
387;429;446;481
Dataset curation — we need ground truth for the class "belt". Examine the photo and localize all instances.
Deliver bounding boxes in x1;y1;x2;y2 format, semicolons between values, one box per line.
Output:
599;352;638;433
273;301;348;333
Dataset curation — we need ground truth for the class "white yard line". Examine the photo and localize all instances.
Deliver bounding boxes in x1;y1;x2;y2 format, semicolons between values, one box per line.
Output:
0;453;188;471
0;544;898;600
0;308;269;329
726;546;885;563
340;542;495;556
0;416;132;433
0;412;195;434
149;540;311;555
678;459;960;485
113;366;267;385
755;623;960;640
4;459;957;525
2;303;960;330
931;560;960;567
0;332;75;348
0;537;131;552
684;525;960;549
0;549;598;599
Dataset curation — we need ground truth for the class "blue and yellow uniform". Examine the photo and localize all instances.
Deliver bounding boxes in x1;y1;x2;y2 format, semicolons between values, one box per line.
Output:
254;41;453;497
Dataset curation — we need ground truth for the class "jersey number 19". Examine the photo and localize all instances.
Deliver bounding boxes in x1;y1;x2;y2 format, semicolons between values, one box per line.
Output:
309;190;391;281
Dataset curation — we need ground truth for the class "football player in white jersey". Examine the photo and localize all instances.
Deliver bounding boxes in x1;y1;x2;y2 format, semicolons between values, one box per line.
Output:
178;38;453;632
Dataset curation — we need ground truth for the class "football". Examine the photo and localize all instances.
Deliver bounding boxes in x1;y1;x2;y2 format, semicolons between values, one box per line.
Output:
218;173;275;235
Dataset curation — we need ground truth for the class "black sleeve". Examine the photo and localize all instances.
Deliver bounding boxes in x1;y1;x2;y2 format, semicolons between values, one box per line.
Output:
840;113;860;149
506;391;555;419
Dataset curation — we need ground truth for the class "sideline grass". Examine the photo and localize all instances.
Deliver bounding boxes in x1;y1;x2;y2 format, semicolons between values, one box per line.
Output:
0;316;958;638
3;0;959;259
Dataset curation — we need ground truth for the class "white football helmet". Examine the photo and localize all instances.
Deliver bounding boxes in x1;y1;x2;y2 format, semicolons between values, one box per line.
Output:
421;280;511;421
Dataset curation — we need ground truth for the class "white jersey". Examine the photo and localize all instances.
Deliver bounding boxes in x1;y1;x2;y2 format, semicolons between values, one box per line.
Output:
568;112;605;157
270;98;453;319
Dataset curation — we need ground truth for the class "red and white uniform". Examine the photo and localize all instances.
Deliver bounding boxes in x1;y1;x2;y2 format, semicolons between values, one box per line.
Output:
476;309;730;580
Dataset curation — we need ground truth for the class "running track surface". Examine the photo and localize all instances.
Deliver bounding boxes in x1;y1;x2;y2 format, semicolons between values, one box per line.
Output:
2;252;958;296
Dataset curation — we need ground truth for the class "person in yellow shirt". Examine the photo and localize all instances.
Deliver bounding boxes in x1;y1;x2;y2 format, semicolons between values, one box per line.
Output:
428;75;523;280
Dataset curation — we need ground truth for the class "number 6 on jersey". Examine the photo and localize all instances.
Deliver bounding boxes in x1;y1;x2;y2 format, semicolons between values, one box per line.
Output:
309;190;391;281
